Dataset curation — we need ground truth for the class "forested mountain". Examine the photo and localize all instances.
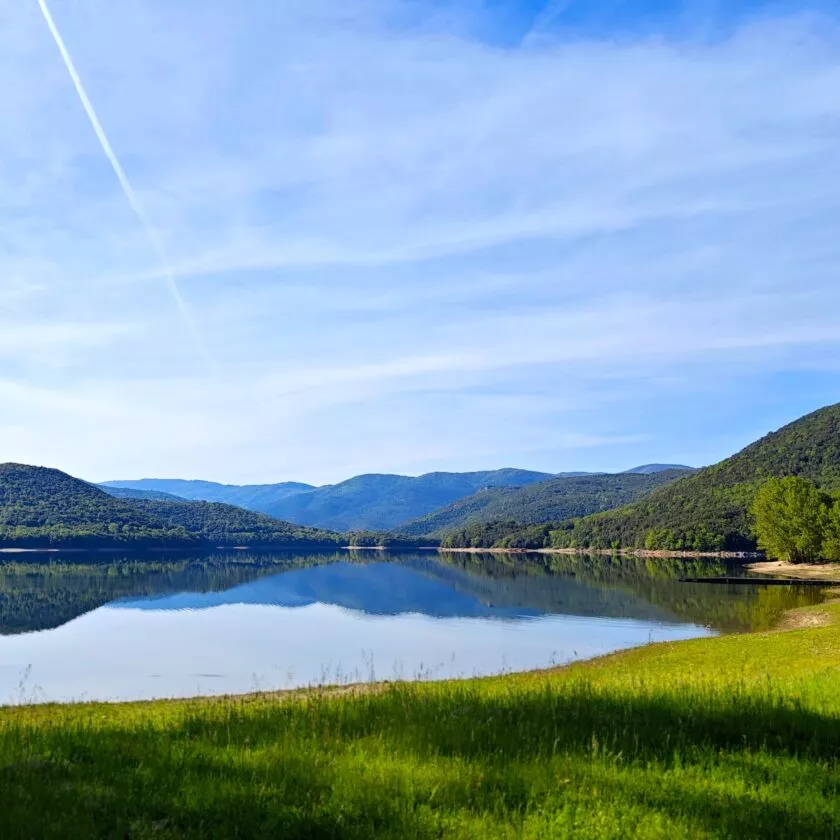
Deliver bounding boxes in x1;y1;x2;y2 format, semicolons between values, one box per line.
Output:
107;470;555;531
399;470;693;537
0;464;341;549
128;500;341;548
99;479;314;512
0;464;198;548
261;469;554;531
102;466;693;532
105;470;552;530
448;404;840;552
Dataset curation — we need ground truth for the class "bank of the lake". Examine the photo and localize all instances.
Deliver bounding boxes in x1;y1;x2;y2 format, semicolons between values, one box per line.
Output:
2;594;839;838
748;560;840;581
3;544;759;559
5;550;744;702
435;546;762;559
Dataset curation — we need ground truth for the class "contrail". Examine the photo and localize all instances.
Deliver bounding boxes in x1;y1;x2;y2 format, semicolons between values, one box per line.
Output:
36;0;215;373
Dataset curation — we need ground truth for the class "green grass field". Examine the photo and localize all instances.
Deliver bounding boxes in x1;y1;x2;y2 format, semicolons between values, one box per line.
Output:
3;602;840;839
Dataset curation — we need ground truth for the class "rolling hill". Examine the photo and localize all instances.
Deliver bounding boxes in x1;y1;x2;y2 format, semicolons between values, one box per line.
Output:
127;500;342;548
399;469;694;537
99;479;314;511
0;464;341;550
454;403;840;552
0;464;199;548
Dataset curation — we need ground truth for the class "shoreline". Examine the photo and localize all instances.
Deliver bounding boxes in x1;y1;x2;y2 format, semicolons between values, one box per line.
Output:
4;544;760;560
747;559;840;581
4;595;836;712
430;546;762;560
0;545;340;555
4;600;838;838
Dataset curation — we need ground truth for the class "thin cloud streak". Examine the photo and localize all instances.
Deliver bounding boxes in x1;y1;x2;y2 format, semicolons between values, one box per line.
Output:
0;1;838;481
35;0;215;375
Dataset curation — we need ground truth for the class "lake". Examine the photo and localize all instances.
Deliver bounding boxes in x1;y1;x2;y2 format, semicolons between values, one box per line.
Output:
0;550;824;705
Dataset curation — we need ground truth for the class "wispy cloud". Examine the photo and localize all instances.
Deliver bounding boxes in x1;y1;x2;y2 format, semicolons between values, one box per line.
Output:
0;0;838;482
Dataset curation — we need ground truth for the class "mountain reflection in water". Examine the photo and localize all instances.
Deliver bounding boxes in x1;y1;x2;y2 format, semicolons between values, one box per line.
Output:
0;551;825;704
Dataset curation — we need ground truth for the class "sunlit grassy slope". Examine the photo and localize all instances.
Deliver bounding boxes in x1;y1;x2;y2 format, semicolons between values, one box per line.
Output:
2;602;840;839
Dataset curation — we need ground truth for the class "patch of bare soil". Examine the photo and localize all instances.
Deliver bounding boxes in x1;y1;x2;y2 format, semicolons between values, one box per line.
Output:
775;606;836;631
748;560;840;581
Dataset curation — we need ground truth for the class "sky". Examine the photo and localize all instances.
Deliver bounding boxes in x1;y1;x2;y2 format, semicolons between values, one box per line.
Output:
1;0;839;486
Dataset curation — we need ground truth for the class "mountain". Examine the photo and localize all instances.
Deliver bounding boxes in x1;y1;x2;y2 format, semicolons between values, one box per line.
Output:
0;464;198;548
0;464;340;550
261;469;555;531
103;469;555;531
400;470;693;537
623;464;695;475
99;479;314;512
126;500;341;548
99;486;186;502
464;404;840;552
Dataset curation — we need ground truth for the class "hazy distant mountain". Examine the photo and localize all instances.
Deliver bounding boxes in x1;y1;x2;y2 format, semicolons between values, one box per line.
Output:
100;466;696;533
623;464;695;475
99;479;315;512
102;469;554;532
399;470;694;537
99;486;186;502
261;470;554;531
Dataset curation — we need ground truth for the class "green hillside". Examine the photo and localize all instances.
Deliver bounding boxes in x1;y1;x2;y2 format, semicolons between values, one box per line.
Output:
0;464;198;548
128;500;342;548
0;464;342;550
462;404;840;552
400;470;692;537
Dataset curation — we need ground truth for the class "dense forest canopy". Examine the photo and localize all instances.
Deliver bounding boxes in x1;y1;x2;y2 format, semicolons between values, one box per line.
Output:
0;464;198;548
752;476;840;563
128;500;342;547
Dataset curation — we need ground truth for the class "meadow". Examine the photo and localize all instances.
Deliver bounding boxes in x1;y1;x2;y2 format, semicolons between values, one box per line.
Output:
2;600;840;839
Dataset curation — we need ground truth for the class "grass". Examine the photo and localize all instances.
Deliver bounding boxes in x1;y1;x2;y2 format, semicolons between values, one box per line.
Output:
3;603;840;838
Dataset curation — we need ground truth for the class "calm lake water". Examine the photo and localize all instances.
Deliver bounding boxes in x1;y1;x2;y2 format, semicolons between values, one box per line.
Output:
0;550;824;705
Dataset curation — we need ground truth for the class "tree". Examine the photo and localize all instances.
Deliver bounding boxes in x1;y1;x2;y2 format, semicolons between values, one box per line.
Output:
751;476;829;563
823;500;840;562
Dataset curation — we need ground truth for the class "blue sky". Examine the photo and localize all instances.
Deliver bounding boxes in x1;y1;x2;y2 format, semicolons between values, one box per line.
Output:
1;0;839;485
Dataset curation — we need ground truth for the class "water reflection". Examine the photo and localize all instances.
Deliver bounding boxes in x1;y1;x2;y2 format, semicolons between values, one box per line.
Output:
0;551;825;704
